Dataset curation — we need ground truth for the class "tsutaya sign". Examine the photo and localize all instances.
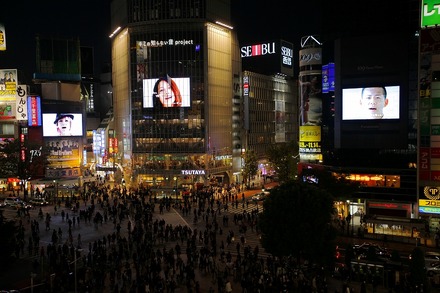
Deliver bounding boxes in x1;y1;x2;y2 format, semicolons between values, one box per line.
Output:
422;0;440;27
181;170;206;175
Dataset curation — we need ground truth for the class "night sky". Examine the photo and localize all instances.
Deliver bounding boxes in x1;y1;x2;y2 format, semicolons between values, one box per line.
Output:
0;0;322;83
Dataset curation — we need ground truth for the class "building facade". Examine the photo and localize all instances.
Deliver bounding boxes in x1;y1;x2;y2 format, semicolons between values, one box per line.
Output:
110;0;240;189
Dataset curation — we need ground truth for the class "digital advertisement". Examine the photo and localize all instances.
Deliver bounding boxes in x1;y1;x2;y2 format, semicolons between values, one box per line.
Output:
42;113;84;137
143;77;191;108
342;86;400;120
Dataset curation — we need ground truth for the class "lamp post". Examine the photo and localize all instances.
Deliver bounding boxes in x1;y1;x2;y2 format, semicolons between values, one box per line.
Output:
173;176;178;201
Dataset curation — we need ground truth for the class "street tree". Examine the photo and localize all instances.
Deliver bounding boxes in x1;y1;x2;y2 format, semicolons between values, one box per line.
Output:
266;141;298;183
242;150;258;188
0;138;47;180
258;180;337;266
300;168;360;201
0;210;18;269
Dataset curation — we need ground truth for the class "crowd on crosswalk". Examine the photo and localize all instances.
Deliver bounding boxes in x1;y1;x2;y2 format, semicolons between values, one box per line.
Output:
6;182;331;292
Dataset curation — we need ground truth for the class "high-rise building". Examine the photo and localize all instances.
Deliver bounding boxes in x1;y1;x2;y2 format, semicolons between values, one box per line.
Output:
110;0;240;189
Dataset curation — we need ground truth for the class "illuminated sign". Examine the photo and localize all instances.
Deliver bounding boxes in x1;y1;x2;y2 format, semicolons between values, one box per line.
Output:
0;69;17;100
27;96;41;126
299;48;322;67
423;186;440;199
299;126;321;142
137;39;195;48
16;85;28;121
243;76;249;96
419;206;440;214
181;170;206;175
241;42;276;58
419;199;440;206
0;23;5;51
280;43;293;67
322;63;335;94
421;0;440;27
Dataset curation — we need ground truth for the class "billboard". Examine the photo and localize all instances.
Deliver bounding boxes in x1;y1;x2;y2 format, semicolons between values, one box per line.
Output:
422;0;440;27
240;40;294;77
0;69;17;100
142;77;191;108
42;113;83;137
342;86;400;120
0;23;5;51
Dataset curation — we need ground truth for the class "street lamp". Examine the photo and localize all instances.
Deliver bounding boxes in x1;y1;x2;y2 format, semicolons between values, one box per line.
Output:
173;176;178;201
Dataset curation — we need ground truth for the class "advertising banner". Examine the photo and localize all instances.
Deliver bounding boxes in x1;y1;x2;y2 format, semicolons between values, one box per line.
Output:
16;85;28;121
0;23;6;51
0;69;17;100
422;0;440;27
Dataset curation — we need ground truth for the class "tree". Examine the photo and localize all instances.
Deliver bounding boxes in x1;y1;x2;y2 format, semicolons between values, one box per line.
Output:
266;141;298;183
0;210;18;268
258;180;337;266
0;138;47;180
300;168;360;201
242;150;258;188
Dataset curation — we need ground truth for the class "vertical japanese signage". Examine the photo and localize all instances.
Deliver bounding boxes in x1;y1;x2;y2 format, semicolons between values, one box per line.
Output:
16;85;28;121
27;96;41;126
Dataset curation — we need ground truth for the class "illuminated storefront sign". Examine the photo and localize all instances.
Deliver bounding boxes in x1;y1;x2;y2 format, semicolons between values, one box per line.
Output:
241;42;276;58
300;126;321;142
181;170;206;175
421;0;440;27
27;96;41;126
0;23;5;51
420;199;440;206
16;85;28;121
299;48;322;67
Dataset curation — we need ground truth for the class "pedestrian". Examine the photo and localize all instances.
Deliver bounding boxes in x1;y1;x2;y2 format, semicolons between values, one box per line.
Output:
225;279;233;293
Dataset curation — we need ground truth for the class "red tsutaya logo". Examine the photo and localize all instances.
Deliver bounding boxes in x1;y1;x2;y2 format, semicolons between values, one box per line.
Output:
241;42;276;58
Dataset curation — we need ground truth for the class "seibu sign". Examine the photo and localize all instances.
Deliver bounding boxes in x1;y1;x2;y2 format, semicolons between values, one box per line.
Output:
241;42;276;58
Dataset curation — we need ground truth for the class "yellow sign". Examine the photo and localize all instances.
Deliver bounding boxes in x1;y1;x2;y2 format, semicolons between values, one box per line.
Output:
299;125;321;142
0;23;5;51
419;199;440;207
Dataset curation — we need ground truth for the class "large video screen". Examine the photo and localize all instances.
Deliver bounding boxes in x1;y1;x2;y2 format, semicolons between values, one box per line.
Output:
42;113;83;137
342;86;400;120
143;77;190;108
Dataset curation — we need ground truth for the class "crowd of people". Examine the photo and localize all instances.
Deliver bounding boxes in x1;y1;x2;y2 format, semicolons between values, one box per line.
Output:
7;182;331;292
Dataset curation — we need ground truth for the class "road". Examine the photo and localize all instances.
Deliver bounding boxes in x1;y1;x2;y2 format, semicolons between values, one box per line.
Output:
0;184;439;292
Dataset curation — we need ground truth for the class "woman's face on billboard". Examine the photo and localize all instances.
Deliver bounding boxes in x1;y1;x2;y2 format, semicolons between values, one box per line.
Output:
157;80;175;107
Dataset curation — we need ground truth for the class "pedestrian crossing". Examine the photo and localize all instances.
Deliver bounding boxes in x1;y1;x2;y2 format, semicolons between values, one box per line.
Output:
222;202;264;214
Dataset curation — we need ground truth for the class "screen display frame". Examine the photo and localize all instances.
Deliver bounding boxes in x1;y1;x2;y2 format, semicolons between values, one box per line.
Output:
42;113;84;137
143;77;191;108
342;85;400;120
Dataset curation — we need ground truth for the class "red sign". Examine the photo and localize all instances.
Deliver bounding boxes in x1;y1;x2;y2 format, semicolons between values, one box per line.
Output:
431;171;440;182
432;147;440;158
420;147;430;170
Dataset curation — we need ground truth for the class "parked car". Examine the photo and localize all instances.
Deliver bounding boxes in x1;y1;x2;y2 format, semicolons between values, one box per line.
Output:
29;198;49;206
353;242;391;261
427;262;440;276
0;200;6;208
4;197;22;207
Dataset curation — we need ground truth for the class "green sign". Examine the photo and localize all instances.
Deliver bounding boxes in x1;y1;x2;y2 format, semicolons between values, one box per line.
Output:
422;0;440;27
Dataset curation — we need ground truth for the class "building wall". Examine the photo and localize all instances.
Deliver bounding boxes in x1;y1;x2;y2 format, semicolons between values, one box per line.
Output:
111;28;132;181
